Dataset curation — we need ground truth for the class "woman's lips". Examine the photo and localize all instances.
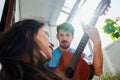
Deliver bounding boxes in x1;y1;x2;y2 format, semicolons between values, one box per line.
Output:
40;50;48;58
40;46;53;59
49;45;53;51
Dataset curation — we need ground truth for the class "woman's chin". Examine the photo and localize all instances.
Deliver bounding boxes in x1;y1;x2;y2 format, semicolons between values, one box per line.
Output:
40;50;52;60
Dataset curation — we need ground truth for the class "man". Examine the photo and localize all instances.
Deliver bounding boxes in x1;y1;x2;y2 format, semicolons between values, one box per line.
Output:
45;22;103;79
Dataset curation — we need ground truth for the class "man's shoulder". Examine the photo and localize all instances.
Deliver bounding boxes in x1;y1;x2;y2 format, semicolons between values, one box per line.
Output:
69;47;75;53
53;47;75;54
52;47;62;56
53;47;60;53
53;47;59;51
70;47;75;50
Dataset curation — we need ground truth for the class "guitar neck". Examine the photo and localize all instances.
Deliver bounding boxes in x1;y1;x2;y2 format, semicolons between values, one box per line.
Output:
69;15;100;68
64;0;111;78
90;15;99;26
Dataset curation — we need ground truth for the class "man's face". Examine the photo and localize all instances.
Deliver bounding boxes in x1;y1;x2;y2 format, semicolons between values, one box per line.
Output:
57;29;73;49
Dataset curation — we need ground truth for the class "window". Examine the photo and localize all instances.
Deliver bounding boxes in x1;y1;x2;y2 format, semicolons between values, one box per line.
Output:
56;0;76;24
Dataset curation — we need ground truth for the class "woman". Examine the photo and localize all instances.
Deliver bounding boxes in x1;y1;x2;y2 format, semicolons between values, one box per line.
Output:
0;19;62;80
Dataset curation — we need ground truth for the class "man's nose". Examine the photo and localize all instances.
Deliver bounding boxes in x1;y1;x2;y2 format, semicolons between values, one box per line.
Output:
63;36;67;40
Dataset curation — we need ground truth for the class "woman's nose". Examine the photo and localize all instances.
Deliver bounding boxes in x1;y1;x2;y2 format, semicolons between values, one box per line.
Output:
49;41;54;47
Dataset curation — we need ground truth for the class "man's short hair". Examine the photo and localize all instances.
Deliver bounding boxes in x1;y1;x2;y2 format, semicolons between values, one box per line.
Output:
57;22;74;35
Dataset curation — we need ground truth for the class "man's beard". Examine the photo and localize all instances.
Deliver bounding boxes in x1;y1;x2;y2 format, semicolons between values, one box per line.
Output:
60;40;70;49
60;44;70;49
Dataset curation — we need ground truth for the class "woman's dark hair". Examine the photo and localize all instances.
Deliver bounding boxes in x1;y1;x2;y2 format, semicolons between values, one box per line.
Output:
0;19;61;80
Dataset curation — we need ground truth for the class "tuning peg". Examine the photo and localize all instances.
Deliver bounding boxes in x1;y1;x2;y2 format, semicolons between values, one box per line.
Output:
104;9;110;15
103;12;106;15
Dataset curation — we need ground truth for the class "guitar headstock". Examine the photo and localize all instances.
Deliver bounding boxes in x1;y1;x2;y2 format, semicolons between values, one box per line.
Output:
95;0;111;16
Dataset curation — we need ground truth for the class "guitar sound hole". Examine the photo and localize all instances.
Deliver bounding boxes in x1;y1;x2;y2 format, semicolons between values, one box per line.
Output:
65;67;74;78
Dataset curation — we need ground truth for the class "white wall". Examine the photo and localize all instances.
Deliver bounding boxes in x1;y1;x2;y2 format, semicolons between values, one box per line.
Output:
0;0;5;21
0;0;5;70
103;39;120;74
19;0;64;25
15;0;20;22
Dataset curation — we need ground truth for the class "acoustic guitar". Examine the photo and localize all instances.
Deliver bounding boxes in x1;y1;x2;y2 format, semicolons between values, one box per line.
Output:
58;0;111;80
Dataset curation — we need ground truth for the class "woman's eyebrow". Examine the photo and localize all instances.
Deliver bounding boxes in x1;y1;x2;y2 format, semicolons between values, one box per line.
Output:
45;31;49;37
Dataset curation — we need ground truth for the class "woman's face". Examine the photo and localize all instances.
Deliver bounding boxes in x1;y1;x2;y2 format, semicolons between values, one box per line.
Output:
34;27;54;60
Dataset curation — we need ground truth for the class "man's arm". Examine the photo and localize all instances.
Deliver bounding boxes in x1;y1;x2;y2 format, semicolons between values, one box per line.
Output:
93;41;103;76
84;26;103;76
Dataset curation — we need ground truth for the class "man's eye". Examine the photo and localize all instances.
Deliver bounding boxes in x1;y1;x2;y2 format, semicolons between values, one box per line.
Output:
60;34;64;37
66;34;71;37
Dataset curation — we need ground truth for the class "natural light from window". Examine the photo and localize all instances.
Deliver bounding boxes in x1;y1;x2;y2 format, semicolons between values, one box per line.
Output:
56;0;120;51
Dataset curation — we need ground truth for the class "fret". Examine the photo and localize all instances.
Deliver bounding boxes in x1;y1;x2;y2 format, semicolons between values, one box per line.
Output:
68;33;89;68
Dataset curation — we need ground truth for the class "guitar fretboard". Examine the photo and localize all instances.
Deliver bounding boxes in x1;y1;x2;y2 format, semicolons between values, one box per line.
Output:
68;15;99;69
69;33;89;68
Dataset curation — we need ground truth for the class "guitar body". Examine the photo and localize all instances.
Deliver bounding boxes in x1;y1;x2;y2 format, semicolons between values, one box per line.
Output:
58;52;90;80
